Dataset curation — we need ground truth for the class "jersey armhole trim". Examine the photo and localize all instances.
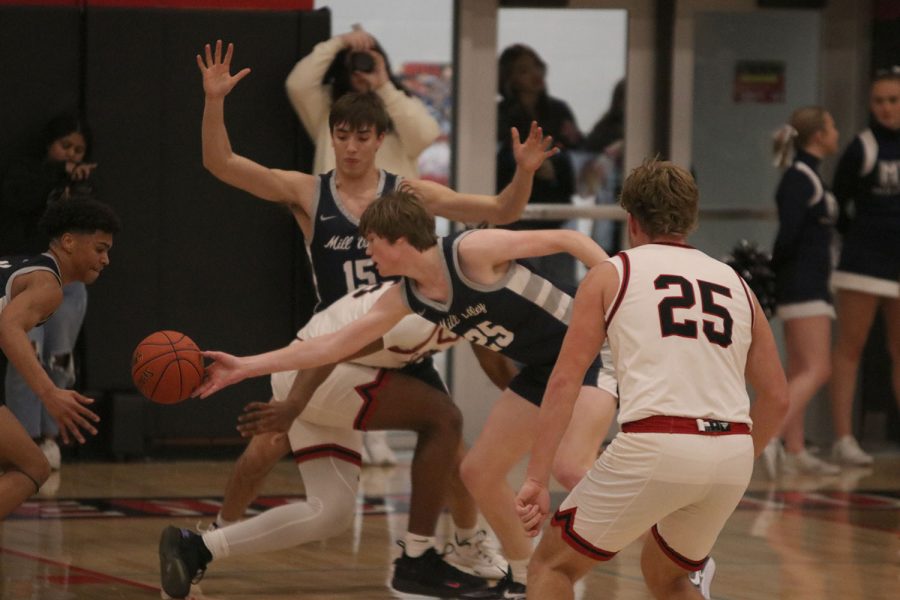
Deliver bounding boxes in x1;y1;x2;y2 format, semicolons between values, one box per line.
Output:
605;252;629;326
737;274;755;328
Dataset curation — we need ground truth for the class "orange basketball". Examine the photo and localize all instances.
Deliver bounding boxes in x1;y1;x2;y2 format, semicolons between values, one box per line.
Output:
131;330;205;404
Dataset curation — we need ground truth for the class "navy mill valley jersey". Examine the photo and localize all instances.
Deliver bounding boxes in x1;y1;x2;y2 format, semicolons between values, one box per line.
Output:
0;254;62;316
399;230;578;370
307;170;401;310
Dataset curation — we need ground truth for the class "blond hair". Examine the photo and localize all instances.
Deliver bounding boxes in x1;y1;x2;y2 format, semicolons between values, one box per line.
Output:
359;191;438;250
619;159;698;238
772;106;829;168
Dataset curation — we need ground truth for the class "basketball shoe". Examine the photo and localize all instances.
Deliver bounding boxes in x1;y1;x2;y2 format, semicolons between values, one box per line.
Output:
460;569;526;599
688;556;716;599
831;435;874;466
158;526;212;599
781;449;841;476
391;543;487;597
446;530;509;580
40;438;61;471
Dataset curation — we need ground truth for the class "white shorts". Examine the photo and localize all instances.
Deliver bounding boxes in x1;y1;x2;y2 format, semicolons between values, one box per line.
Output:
271;362;387;463
552;432;753;569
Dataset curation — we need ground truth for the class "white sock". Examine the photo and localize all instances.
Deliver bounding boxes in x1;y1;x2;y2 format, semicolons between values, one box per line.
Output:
215;512;238;528
508;558;529;583
403;533;435;558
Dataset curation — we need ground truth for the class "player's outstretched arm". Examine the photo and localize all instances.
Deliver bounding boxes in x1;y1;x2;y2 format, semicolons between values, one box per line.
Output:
197;40;314;210
403;121;557;225
460;228;608;275
0;274;99;445
515;264;615;535
195;287;411;398
744;295;789;456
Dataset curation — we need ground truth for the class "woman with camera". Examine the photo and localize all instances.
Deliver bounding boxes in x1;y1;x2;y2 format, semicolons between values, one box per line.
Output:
285;24;440;179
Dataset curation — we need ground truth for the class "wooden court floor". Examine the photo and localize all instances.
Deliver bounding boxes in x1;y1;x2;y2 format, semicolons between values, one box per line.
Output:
1;451;898;599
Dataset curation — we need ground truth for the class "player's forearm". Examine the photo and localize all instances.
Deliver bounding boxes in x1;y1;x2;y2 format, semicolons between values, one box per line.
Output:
243;342;341;379
491;166;536;225
559;231;608;268
0;325;57;401
749;387;789;457
201;96;236;176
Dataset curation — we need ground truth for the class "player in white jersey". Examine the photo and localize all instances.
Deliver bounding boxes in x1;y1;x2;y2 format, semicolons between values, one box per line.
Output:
516;160;788;600
160;282;516;599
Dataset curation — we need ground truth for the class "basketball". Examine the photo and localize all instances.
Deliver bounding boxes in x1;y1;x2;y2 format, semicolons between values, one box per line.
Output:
131;330;205;404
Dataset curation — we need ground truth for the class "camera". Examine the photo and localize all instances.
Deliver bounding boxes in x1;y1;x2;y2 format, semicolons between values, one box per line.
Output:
349;51;375;73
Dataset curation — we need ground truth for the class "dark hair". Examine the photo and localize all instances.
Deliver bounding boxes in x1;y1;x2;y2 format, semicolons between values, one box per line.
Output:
329;92;391;136
322;39;409;104
584;79;625;152
42;113;93;160
497;44;546;101
40;195;121;239
873;65;900;84
358;191;437;251
619;159;698;238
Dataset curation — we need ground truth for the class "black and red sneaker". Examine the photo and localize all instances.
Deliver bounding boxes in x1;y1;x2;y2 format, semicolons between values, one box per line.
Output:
392;545;488;597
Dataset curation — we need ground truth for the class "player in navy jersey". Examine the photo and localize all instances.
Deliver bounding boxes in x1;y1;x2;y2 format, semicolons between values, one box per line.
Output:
763;107;842;477
177;40;557;598
515;160;787;600
0;197;119;519
194;190;619;599
829;68;900;466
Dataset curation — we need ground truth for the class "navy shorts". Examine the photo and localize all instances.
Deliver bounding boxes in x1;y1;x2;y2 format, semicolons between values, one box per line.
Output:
509;355;604;407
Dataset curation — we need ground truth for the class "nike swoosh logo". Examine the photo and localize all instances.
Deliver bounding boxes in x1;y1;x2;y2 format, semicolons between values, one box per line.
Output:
319;214;337;221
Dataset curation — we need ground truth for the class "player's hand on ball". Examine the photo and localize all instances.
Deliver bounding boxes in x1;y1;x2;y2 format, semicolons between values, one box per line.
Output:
193;350;247;398
236;400;300;437
40;388;99;445
515;477;550;537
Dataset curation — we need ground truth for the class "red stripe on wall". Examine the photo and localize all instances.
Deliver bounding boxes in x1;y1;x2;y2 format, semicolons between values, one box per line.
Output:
0;1;313;8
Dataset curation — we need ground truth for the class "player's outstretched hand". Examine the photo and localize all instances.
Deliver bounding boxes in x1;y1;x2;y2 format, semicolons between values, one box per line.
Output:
40;388;99;445
515;477;550;537
193;350;248;398
236;400;300;437
512;121;559;173
196;39;252;99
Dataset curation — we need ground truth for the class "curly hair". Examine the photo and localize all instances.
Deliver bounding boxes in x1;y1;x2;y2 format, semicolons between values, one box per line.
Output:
619;159;698;238
40;195;121;239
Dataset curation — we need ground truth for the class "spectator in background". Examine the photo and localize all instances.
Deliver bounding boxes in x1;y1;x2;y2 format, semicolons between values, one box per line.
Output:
285;25;442;465
764;107;841;477
581;79;625;255
829;68;900;467
285;24;441;179
0;114;97;472
496;44;582;287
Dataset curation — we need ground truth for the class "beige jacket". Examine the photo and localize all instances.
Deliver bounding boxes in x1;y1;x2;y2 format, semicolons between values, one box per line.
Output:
285;37;441;178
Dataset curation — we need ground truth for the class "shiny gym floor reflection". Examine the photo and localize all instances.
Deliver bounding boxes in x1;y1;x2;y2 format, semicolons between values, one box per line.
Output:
1;452;898;599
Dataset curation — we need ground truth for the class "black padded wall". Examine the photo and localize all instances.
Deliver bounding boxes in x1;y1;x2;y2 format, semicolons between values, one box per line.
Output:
79;7;327;439
0;6;81;173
